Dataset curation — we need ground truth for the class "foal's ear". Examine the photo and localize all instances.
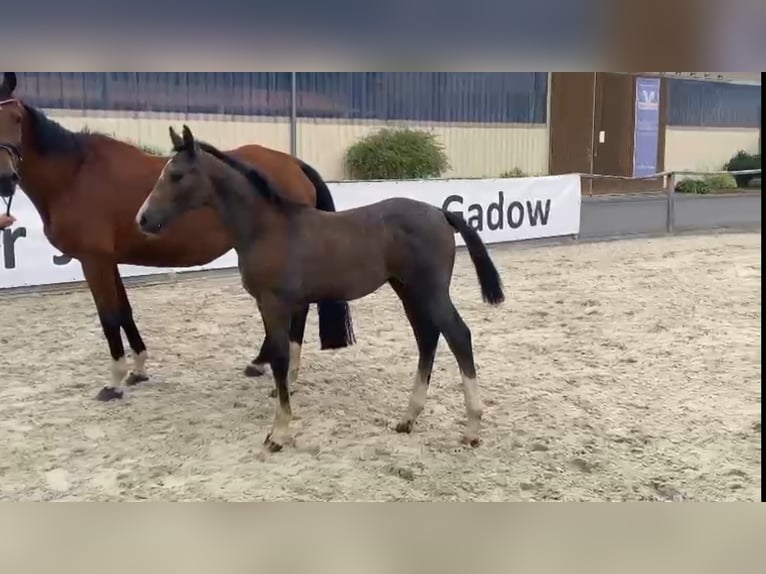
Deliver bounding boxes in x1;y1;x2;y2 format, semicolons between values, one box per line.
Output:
169;126;184;151
1;72;17;98
181;125;197;153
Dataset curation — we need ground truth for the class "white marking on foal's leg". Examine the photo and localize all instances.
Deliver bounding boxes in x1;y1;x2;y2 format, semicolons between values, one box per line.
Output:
268;342;301;398
395;371;429;434
460;374;483;447
265;399;293;452
287;342;302;389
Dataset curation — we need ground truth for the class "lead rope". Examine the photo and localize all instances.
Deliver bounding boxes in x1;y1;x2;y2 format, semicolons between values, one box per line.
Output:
0;141;20;217
2;192;13;216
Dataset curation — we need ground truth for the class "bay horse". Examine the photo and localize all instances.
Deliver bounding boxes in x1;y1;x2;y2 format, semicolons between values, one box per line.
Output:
0;72;354;402
137;125;505;451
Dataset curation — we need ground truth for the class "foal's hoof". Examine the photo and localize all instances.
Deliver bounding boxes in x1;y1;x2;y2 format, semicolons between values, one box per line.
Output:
263;433;284;453
395;420;414;434
461;435;481;448
96;387;124;402
268;388;297;399
125;372;149;386
244;363;267;378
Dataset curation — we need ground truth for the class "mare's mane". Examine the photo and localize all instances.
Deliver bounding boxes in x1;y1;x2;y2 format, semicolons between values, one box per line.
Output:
22;104;91;159
20;104;165;160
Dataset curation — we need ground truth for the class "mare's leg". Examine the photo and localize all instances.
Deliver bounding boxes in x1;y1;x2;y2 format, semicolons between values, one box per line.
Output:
81;258;129;401
428;295;483;447
114;268;149;386
389;281;441;434
259;298;295;452
245;337;271;378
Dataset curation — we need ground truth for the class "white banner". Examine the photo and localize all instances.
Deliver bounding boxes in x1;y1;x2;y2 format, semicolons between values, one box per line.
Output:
0;174;580;290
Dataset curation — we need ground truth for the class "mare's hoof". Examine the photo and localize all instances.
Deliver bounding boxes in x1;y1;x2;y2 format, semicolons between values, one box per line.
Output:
244;363;267;378
125;372;149;386
96;387;124;402
263;433;284;453
395;420;414;434
461;435;481;448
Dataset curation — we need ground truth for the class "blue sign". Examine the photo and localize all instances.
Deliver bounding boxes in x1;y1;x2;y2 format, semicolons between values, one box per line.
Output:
633;77;661;177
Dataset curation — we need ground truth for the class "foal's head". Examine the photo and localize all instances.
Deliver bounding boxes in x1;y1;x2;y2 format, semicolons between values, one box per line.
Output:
136;125;215;235
0;72;22;198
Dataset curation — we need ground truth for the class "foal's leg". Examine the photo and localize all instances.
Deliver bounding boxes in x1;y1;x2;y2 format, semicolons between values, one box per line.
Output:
259;301;294;452
267;304;310;398
114;268;149;386
429;296;483;447
81;258;129;401
390;282;440;434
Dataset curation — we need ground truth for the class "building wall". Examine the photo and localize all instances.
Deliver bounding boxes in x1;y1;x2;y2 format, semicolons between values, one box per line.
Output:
664;127;760;172
662;77;761;173
44;111;548;180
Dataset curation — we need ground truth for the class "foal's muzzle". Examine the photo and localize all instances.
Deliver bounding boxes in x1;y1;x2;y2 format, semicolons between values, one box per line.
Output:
137;212;165;235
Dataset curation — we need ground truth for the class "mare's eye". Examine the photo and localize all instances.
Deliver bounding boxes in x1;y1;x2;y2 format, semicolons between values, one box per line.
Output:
169;172;184;183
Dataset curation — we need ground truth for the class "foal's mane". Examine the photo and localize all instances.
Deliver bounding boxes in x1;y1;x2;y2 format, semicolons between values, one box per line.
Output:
176;138;301;211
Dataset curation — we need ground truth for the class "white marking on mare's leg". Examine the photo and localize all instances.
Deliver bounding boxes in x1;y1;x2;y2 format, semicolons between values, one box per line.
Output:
132;350;148;377
97;357;128;400
125;350;150;385
112;357;128;384
111;357;129;389
395;371;429;433
460;374;483;446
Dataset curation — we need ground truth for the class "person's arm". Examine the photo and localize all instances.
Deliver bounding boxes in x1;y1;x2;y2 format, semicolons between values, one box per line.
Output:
0;214;16;230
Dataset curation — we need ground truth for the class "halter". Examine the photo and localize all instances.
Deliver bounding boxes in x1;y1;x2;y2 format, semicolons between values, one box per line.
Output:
0;97;22;217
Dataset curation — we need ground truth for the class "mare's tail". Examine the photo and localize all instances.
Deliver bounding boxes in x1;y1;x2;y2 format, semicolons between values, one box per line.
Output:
299;160;356;350
442;210;505;305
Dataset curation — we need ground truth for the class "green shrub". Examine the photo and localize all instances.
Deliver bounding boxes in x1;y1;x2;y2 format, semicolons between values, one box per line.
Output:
703;173;738;191
675;178;712;194
345;128;449;180
724;150;761;188
499;167;528;178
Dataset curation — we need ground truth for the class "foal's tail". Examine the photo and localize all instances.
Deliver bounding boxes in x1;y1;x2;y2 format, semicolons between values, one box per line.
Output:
443;210;505;305
299;160;357;350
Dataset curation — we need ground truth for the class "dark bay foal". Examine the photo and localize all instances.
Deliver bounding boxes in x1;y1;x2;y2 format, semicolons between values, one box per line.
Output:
137;125;505;451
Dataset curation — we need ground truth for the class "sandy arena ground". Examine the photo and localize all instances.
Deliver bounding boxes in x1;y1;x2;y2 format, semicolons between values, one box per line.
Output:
0;232;760;501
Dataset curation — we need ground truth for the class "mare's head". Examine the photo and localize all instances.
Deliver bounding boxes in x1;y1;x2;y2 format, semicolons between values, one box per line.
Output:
0;72;23;198
136;125;214;235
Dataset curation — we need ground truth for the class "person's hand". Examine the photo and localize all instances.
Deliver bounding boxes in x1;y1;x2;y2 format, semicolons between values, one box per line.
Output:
0;214;16;229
